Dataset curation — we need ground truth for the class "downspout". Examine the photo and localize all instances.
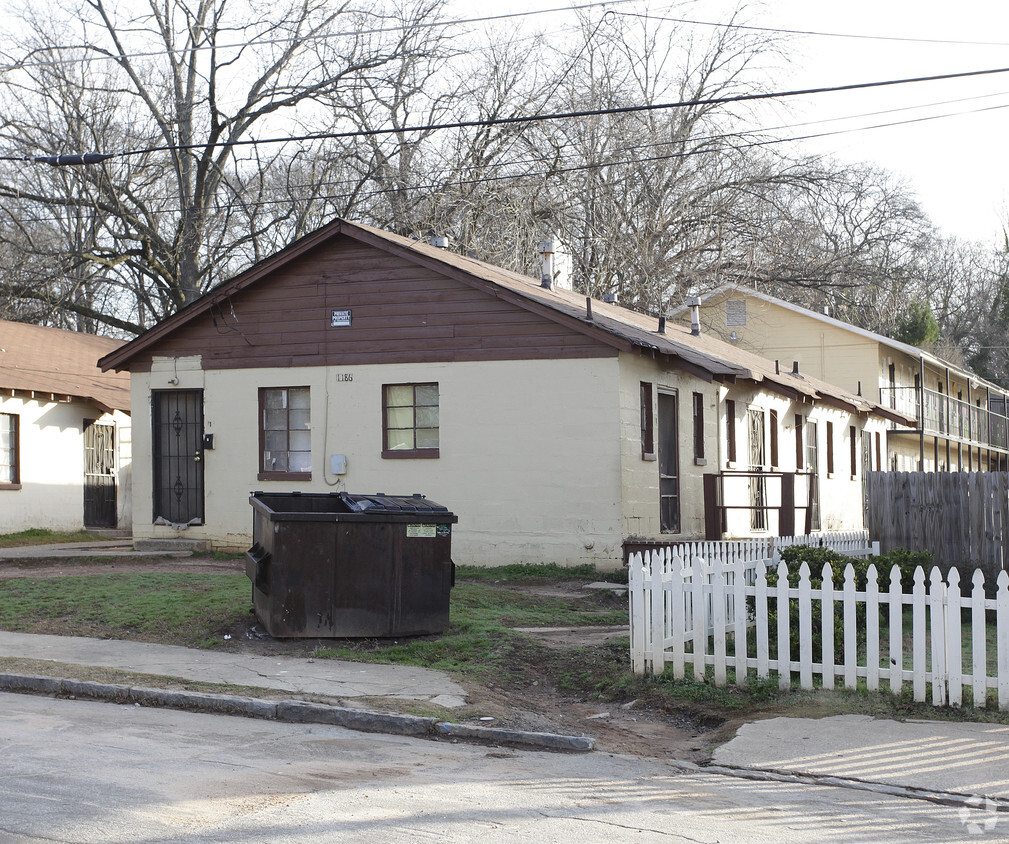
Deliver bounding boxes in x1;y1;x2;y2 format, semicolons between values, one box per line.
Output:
946;366;952;471
967;379;973;472
919;354;925;471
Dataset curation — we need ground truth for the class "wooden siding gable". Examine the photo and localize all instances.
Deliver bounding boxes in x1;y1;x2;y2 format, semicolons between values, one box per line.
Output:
117;234;618;371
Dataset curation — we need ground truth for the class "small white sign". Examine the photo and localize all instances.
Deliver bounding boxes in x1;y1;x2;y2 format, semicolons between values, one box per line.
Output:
331;309;352;327
406;524;437;538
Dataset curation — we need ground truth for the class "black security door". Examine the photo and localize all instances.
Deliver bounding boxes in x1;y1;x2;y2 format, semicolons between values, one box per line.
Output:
152;390;205;524
83;420;116;527
658;391;680;533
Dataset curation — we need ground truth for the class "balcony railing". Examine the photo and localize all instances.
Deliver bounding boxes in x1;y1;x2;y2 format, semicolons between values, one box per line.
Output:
879;386;1009;451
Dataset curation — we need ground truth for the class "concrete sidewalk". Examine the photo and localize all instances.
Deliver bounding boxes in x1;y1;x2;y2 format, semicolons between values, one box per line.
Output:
0;630;468;708
713;714;1009;804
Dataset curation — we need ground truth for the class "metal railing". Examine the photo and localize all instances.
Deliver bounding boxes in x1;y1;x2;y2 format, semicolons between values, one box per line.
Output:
880;386;1009;451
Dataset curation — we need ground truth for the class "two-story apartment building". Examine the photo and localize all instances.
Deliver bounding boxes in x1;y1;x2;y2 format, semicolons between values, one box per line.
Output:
675;286;1009;475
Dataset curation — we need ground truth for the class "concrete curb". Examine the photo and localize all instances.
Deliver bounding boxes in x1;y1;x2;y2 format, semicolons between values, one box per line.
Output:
699;762;1009;813
0;673;595;753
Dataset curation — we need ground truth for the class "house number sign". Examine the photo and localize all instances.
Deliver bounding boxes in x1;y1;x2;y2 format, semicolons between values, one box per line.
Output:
331;309;352;327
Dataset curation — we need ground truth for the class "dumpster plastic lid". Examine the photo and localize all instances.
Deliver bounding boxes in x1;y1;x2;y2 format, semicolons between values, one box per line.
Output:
339;492;453;515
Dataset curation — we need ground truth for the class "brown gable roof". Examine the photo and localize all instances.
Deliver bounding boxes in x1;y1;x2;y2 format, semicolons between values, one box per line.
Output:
97;218;906;424
1;320;130;413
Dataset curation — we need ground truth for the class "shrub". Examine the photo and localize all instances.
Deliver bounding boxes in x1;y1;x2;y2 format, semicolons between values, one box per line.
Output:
756;546;935;664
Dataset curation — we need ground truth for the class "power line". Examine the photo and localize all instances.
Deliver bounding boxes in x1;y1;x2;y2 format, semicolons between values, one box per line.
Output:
0;0;646;72
170;89;1009;197
9;92;1009;227
19;62;1009;166
616;11;1009;48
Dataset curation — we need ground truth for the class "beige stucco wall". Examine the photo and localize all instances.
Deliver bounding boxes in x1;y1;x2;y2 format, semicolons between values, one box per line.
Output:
687;293;880;399
132;355;627;567
717;386;881;538
617;353;717;541
0;395;130;532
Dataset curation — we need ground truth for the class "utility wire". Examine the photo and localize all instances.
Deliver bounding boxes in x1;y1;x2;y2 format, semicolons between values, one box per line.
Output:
20;63;1009;166
10;93;1009;226
0;0;647;72
152;88;1009;198
616;11;1009;48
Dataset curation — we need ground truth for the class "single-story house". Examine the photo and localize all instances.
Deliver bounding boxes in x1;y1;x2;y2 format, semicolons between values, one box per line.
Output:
99;220;909;566
1;320;131;532
673;285;1009;474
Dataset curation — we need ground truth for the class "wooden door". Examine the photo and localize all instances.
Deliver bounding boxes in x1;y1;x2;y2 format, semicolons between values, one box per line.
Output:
152;390;205;524
658;391;680;533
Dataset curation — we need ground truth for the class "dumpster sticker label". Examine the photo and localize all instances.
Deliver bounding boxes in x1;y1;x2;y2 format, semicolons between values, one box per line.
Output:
407;524;438;538
436;524;451;537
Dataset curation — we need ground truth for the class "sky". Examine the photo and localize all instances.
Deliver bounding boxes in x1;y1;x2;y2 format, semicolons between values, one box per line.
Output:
452;0;1009;245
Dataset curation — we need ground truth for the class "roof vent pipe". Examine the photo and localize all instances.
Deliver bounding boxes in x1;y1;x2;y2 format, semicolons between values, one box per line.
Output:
585;297;593;320
775;359;780;375
538;239;555;289
792;361;800;375
857;380;862;396
687;296;701;335
658;316;666;334
430;236;448;249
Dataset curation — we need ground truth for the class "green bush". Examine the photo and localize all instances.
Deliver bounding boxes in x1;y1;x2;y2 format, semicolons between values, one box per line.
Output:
757;545;935;664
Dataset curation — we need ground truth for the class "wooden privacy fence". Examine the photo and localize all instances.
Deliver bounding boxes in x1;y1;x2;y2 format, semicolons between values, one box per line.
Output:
865;471;1009;583
629;550;1009;709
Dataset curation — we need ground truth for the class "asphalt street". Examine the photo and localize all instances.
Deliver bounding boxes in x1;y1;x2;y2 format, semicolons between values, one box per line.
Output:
0;693;991;843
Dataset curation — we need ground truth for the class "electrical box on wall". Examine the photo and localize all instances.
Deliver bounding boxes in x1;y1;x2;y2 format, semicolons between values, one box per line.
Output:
203;433;215;450
330;454;347;474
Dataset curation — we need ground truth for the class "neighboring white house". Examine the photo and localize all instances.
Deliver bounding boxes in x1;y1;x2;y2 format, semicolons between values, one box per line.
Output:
99;219;907;567
0;320;132;533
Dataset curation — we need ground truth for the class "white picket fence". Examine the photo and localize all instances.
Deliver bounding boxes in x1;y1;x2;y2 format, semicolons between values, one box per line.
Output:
628;546;1009;709
642;533;878;649
659;531;874;567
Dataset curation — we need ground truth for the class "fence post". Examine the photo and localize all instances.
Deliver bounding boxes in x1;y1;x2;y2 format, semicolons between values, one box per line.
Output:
712;559;727;686
912;567;927;703
821;562;835;691
756;564;769;679
865;563;880;692
929;567;947;706
732;557;747;686
843;563;857;690
629;552;646;675
798;562;813;690
889;566;903;696
946;567;962;708
972;569;987;708
670;554;686;680
998;570;1009;711
649;550;666;675
776;560;790;690
691;554;707;682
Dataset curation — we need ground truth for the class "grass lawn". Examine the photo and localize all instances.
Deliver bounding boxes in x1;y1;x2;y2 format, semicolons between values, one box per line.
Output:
2;561;1007;725
0;573;249;647
0;528;107;548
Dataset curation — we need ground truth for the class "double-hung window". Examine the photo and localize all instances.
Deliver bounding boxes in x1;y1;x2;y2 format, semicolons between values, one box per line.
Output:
383;383;439;458
0;413;18;488
259;387;311;480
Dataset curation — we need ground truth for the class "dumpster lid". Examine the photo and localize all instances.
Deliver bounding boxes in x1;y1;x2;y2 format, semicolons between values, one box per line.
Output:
339;492;453;515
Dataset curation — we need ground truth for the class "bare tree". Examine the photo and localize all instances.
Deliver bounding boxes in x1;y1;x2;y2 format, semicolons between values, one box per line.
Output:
0;0;446;333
